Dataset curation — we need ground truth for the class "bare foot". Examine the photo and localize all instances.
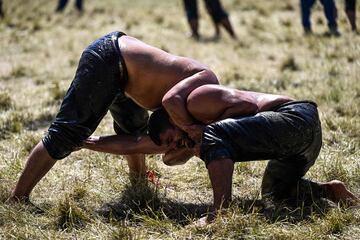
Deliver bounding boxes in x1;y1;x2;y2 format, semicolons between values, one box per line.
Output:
323;180;360;205
5;195;29;204
5;196;45;214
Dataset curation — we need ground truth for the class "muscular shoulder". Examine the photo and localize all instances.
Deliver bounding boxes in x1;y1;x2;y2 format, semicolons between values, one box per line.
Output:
188;85;235;100
186;85;234;122
119;36;167;60
120;36;208;78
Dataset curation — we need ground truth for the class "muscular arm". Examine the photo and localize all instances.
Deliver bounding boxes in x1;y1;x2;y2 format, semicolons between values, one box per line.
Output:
82;135;168;155
162;69;219;130
82;135;195;166
186;85;258;124
215;102;258;120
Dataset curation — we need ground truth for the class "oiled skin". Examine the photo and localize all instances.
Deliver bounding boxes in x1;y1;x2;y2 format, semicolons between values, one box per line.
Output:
185;85;294;124
119;36;218;120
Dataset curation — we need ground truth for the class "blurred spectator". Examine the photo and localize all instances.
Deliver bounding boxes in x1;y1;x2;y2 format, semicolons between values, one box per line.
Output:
300;0;340;36
345;0;357;32
0;0;3;18
55;0;83;13
183;0;237;39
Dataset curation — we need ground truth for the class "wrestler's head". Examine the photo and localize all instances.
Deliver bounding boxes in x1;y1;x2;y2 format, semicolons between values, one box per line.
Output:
148;108;194;149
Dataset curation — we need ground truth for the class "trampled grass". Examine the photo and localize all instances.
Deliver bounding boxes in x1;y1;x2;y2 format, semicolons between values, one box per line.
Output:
0;0;359;239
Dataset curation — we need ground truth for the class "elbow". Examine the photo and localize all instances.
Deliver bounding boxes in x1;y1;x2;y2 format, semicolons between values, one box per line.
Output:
200;68;219;85
162;94;183;110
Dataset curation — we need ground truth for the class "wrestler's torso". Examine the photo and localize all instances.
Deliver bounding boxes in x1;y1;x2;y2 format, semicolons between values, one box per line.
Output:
118;36;208;110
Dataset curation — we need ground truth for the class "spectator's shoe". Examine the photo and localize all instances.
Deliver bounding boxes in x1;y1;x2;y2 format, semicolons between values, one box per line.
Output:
303;28;313;36
55;8;64;13
324;27;341;37
186;32;200;41
192;34;200;41
76;6;84;13
212;32;221;41
330;30;341;37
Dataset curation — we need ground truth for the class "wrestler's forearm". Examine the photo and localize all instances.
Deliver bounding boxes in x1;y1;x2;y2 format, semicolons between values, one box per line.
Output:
162;69;219;129
82;135;168;155
163;98;194;129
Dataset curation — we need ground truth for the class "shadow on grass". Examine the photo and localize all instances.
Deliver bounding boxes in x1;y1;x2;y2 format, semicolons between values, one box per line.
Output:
2;178;339;228
189;34;221;43
97;190;337;227
232;196;336;224
95;181;209;226
95;180;339;226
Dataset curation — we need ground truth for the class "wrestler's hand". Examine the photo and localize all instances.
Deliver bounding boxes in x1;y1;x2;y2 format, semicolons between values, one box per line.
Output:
192;143;201;157
182;124;205;143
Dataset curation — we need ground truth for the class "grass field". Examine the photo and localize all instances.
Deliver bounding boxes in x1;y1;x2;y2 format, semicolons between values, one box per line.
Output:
0;0;359;239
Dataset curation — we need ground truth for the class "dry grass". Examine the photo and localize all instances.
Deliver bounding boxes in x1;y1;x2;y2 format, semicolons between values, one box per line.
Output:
0;0;359;239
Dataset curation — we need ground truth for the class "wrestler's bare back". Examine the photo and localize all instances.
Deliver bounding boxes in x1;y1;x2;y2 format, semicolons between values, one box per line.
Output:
186;85;294;124
117;36;212;110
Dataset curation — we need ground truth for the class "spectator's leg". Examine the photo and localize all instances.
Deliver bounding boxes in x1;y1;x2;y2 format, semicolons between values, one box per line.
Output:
183;0;200;39
345;0;357;31
300;0;316;33
211;19;221;38
204;0;220;37
219;18;237;39
56;0;68;12
189;19;200;39
75;0;83;12
0;0;3;18
320;0;340;35
204;0;237;39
